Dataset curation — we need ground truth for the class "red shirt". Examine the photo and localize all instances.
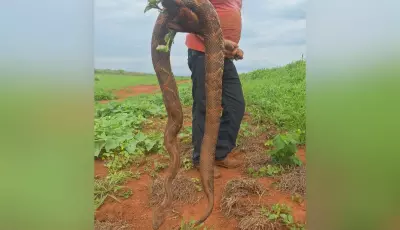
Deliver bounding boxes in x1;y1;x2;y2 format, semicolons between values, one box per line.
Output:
185;0;242;52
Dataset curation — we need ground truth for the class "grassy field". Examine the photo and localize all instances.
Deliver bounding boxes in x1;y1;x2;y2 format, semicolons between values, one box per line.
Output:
95;73;188;91
94;73;189;101
94;60;306;230
95;74;159;91
241;60;306;133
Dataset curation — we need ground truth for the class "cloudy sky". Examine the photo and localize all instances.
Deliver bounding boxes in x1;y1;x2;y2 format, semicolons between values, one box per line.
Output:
95;0;306;76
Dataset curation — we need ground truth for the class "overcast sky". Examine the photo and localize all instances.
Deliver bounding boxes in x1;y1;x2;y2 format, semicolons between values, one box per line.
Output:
94;0;306;76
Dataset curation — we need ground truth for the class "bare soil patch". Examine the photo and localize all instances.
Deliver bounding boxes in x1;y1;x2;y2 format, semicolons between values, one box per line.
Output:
99;80;190;103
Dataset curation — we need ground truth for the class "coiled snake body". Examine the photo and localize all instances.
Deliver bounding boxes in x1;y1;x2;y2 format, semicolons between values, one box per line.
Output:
147;0;224;229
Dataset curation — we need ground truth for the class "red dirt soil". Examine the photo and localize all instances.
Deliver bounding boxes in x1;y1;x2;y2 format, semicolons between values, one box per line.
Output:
95;82;307;229
94;150;306;230
99;80;190;103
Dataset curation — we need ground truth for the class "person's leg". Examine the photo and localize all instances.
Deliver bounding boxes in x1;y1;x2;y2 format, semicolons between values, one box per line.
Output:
188;49;199;162
188;49;222;178
188;50;244;173
188;48;222;178
214;59;245;167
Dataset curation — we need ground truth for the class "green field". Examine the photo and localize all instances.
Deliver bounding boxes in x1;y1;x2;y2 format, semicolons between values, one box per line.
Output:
94;60;307;229
94;60;305;134
241;60;306;132
95;73;188;91
94;72;189;101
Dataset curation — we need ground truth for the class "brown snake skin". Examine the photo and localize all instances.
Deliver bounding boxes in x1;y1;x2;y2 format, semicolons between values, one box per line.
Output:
150;0;224;229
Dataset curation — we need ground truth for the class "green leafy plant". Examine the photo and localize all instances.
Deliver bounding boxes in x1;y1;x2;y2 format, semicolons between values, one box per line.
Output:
144;0;176;53
99;132;163;170
178;126;193;143
178;84;193;106
179;219;209;230
260;204;305;230
117;187;133;199
105;154;136;172
94;171;134;209
247;164;283;178
144;0;162;13
182;157;194;170
156;30;176;53
95;89;116;101
237;122;256;145
94;99;166;171
266;133;302;166
154;161;168;172
295;129;306;145
150;170;158;178
239;122;253;137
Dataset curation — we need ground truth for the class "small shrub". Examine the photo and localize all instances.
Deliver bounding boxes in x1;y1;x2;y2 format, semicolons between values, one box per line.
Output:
265;133;302;166
260;204;306;230
95;89;116;101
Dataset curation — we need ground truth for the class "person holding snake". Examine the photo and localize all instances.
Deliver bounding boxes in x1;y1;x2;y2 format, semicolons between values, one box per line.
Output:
145;0;244;228
186;0;245;179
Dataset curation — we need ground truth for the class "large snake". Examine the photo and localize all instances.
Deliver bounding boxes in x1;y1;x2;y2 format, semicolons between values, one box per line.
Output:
145;0;232;229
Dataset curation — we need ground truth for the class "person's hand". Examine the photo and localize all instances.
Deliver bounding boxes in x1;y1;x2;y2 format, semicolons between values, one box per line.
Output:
223;39;244;60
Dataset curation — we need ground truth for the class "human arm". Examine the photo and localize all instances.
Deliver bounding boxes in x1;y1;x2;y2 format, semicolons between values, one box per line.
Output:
194;35;244;60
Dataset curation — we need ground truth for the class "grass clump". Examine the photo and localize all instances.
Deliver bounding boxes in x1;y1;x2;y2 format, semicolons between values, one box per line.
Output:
238;211;283;230
277;166;306;197
244;151;271;174
220;179;265;219
149;173;202;207
94;220;132;230
247;164;283;178
239;203;306;230
94;171;134;209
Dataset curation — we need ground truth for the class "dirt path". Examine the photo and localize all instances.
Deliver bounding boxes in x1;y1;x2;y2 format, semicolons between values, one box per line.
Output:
99;80;191;103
